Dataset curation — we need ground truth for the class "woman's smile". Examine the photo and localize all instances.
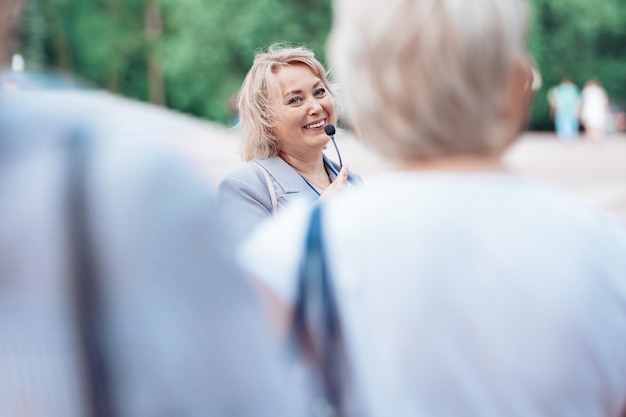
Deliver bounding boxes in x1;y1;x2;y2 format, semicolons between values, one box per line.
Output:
303;118;326;130
270;62;336;159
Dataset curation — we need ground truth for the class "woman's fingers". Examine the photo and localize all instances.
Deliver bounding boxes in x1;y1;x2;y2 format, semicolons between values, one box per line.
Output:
320;165;351;201
336;164;349;184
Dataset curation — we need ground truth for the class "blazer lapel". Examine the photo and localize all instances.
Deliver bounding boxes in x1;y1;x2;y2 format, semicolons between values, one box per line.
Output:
254;157;304;195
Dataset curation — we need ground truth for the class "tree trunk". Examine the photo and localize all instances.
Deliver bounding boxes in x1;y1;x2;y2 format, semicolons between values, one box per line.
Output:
105;0;123;92
0;0;27;67
145;0;165;106
42;0;72;71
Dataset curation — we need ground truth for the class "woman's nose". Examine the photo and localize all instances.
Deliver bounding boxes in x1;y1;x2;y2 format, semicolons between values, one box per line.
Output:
307;98;323;115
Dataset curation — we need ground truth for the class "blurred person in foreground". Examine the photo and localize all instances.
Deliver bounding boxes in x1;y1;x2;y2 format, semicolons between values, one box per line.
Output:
548;76;582;141
240;0;626;416
218;44;362;244
0;2;304;416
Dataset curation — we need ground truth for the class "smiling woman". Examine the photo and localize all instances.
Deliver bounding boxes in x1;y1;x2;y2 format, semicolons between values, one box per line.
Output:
217;44;363;244
272;64;336;167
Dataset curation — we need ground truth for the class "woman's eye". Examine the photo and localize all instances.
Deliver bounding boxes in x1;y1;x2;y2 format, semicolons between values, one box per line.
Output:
314;87;326;96
288;96;302;104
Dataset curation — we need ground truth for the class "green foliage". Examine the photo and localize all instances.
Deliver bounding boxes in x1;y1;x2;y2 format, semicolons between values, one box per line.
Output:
18;0;331;124
19;0;47;67
16;0;626;129
159;0;332;123
528;0;626;129
25;0;150;97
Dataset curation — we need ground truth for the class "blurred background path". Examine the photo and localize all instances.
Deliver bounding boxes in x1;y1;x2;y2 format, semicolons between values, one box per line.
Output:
162;119;626;224
26;91;624;224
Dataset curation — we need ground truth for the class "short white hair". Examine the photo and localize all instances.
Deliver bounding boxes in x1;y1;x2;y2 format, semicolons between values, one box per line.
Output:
328;0;529;161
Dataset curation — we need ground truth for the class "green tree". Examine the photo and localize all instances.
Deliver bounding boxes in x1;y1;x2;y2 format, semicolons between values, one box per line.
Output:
529;0;626;129
159;0;332;124
17;0;626;129
19;0;47;68
18;0;331;124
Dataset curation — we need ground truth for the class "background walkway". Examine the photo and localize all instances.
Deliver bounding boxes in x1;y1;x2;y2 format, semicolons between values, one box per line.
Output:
165;123;626;224
39;90;626;224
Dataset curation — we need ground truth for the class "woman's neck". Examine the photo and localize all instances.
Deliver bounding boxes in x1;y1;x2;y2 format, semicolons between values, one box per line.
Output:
280;151;332;191
279;151;326;176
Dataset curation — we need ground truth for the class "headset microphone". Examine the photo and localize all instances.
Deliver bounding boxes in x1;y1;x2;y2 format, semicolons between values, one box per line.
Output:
324;124;343;170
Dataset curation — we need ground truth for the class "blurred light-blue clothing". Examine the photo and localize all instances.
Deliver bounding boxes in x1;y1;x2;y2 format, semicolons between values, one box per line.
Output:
550;82;581;140
218;155;362;244
241;171;626;417
0;90;304;417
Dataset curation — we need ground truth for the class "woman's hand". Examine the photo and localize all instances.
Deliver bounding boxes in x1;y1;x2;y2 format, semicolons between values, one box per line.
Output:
320;165;352;201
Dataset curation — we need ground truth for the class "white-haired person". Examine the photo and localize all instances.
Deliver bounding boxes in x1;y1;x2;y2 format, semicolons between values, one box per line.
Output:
239;0;626;416
218;44;362;244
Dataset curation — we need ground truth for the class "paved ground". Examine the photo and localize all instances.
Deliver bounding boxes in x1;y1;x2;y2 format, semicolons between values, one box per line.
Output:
503;132;626;223
52;90;625;224
161;124;626;224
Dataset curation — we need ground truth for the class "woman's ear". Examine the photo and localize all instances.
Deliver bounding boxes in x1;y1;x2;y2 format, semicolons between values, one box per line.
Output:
500;56;535;135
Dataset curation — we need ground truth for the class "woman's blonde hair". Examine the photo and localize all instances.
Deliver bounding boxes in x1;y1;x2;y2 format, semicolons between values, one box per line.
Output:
237;43;334;161
328;0;529;161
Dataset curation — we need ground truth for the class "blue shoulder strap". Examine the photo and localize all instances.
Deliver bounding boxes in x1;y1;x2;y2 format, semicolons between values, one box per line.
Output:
291;203;348;416
66;131;117;417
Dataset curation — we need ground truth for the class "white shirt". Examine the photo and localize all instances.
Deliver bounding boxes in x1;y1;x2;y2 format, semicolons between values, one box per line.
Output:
241;171;626;417
581;84;609;128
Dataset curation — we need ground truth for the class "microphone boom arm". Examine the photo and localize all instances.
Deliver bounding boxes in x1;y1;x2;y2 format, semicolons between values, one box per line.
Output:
324;124;342;170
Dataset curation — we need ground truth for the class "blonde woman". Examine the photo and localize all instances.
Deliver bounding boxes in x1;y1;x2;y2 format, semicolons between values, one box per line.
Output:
241;0;626;416
218;44;362;243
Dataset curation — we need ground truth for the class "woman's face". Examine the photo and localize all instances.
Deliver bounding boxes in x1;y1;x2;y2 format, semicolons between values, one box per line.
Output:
269;63;336;160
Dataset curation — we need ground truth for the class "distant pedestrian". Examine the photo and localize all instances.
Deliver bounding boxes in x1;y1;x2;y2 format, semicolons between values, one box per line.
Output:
581;79;610;141
548;77;581;141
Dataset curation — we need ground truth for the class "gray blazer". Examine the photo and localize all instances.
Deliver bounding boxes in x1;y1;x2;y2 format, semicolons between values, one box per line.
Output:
217;155;363;243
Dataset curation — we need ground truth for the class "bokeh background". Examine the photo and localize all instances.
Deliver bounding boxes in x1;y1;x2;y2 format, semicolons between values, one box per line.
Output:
12;0;626;129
